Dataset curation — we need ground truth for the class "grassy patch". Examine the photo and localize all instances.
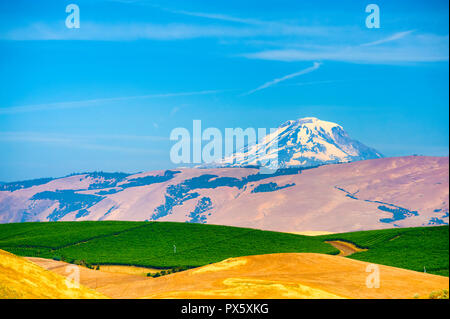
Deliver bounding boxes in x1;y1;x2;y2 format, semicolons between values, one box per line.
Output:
317;226;449;276
0;221;338;268
1;222;447;276
0;221;142;248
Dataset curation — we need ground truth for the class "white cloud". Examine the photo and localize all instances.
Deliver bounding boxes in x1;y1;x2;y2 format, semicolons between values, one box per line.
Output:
0;131;167;153
168;10;264;25
1;22;240;41
243;62;321;96
287;80;344;87
0;90;223;114
0;20;338;41
242;34;449;64
360;30;415;47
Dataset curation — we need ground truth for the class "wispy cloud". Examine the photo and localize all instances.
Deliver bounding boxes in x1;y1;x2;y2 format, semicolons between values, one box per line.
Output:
169;103;191;116
0;20;339;41
1;22;244;41
0;131;167;153
242;34;449;64
168;9;263;25
286;79;345;87
118;2;264;25
0;90;223;114
360;30;415;47
242;62;321;96
170;106;180;116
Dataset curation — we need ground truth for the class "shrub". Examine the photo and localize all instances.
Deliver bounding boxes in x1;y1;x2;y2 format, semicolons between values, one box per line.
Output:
429;289;449;299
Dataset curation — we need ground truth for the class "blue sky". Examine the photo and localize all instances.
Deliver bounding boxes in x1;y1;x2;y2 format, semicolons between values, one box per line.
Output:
0;0;448;181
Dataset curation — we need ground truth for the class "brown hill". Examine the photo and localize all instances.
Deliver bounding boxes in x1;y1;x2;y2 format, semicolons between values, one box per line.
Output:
0;249;105;299
27;253;449;299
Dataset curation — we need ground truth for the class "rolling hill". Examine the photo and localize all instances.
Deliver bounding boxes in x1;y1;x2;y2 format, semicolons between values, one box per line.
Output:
0;249;105;299
318;225;449;276
0;221;447;276
0;221;338;268
137;253;449;299
0;156;448;233
25;252;449;299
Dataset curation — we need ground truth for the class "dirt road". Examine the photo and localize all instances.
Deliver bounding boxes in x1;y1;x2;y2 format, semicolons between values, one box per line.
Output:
325;241;367;256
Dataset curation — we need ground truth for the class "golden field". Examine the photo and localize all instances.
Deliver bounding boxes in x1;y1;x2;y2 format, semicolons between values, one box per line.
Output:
16;252;449;299
0;249;105;299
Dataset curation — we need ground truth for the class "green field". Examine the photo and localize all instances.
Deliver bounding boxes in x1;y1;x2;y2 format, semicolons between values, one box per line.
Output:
317;226;449;276
0;221;338;268
0;222;447;276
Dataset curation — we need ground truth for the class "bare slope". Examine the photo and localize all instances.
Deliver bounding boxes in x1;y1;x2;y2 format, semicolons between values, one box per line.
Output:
28;253;449;299
139;253;449;299
0;249;105;299
1;156;448;232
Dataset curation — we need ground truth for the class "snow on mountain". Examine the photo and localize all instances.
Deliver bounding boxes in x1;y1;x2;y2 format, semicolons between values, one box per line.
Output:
214;117;382;168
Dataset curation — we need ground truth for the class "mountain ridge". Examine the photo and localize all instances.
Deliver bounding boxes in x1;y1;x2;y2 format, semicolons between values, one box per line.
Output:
0;156;448;233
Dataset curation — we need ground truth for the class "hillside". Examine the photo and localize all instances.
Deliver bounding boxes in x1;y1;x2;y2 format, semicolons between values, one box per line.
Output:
0;249;105;299
138;253;449;299
0;221;338;268
318;225;449;276
25;252;449;299
0;156;448;233
0;222;447;276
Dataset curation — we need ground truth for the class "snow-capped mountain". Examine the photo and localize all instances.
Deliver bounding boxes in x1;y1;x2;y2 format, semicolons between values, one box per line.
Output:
215;117;382;168
0;119;446;232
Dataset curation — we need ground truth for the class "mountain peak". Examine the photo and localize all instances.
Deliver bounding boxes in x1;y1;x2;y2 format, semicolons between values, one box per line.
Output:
298;116;319;122
280;117;341;131
216;117;382;169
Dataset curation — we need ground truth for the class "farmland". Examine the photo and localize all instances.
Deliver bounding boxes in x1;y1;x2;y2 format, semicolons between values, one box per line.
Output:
318;226;449;276
0;222;447;276
0;221;337;268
